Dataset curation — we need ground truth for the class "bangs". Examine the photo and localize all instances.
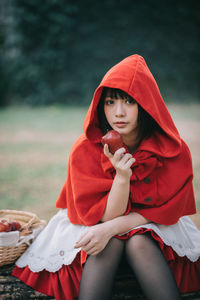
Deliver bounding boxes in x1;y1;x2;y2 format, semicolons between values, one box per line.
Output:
105;88;130;100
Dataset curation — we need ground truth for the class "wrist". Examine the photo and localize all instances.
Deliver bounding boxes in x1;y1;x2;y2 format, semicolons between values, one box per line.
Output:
103;220;118;237
115;172;131;184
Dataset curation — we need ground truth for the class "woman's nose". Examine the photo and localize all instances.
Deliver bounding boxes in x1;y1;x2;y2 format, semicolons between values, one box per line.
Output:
115;101;125;116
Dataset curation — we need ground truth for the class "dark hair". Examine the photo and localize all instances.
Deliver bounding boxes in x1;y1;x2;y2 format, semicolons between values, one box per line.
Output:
97;87;162;146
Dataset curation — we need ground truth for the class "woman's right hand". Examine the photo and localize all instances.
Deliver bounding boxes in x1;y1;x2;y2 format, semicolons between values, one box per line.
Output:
74;222;113;255
104;144;135;179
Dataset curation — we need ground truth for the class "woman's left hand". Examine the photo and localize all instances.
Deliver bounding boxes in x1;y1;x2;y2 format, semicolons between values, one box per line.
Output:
74;222;112;255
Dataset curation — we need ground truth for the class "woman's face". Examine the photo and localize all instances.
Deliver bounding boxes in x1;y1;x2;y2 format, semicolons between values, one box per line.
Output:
104;90;139;139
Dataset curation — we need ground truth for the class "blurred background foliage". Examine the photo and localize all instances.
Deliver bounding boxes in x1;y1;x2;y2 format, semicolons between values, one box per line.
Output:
0;0;199;106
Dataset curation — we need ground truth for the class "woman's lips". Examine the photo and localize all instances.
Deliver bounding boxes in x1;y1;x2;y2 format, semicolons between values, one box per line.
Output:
114;122;127;128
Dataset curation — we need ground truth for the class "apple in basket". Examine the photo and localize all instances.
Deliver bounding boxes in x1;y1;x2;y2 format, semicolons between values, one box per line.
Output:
10;220;21;231
0;219;21;232
101;130;124;154
0;219;12;232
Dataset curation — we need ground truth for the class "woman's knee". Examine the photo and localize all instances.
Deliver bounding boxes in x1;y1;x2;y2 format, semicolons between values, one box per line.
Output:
125;234;155;258
82;238;124;280
100;237;124;256
88;237;124;263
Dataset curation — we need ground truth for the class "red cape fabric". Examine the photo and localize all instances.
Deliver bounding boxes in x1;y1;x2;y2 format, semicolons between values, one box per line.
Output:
56;54;196;226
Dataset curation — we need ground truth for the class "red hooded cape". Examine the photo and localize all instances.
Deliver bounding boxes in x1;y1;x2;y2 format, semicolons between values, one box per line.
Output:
56;54;196;226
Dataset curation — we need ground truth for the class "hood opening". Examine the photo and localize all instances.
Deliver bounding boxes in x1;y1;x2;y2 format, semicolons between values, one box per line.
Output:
83;55;182;158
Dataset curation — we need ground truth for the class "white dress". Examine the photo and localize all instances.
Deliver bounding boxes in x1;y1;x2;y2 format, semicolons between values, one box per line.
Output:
15;209;200;273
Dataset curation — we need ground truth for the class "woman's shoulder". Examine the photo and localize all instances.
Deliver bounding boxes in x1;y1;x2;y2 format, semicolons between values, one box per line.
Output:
161;139;193;176
181;139;191;155
178;139;192;162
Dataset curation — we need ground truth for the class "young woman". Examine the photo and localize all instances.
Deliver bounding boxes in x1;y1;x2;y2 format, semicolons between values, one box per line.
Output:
13;54;200;300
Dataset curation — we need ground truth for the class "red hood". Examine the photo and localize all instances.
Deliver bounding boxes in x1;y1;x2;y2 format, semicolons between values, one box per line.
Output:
83;54;181;158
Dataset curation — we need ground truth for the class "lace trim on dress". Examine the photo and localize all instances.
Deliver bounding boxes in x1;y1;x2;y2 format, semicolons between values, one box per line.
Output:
132;216;200;262
16;209;88;272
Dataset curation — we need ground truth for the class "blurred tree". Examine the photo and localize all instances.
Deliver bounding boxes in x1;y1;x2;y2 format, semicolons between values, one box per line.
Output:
9;0;79;105
70;0;200;103
0;2;10;106
0;30;9;106
1;0;200;105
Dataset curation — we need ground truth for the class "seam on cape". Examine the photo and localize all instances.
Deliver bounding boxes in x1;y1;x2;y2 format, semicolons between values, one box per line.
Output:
128;55;141;93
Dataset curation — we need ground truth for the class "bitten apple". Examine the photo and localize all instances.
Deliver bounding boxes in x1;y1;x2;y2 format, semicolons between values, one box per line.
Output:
101;130;124;154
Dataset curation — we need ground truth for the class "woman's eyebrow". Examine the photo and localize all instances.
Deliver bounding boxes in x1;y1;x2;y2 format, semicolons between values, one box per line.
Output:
104;97;113;100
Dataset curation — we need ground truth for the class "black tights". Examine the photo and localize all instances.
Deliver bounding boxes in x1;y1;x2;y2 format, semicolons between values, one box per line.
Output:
78;234;181;300
78;238;124;300
125;234;181;300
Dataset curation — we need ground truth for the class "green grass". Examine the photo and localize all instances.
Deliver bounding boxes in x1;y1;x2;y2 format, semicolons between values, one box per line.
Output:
0;105;199;221
167;103;200;121
0;106;88;219
0;105;88;131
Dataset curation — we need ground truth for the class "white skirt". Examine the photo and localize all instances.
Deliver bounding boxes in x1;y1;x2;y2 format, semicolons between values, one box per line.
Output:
16;209;200;273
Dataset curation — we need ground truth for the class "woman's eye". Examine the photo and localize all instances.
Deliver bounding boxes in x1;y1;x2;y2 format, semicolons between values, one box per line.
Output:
126;98;136;104
105;100;114;105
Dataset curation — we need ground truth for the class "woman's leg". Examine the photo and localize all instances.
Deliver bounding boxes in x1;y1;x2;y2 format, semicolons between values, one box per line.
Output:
125;234;181;300
78;237;124;300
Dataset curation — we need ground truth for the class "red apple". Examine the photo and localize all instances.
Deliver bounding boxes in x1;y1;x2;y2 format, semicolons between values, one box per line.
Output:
101;130;124;154
0;219;12;232
11;220;21;231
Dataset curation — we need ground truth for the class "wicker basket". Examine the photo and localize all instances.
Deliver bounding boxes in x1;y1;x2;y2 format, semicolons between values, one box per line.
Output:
0;209;46;266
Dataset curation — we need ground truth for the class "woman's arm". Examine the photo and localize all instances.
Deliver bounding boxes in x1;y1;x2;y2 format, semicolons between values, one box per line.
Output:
101;144;135;222
104;212;150;236
75;212;150;255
